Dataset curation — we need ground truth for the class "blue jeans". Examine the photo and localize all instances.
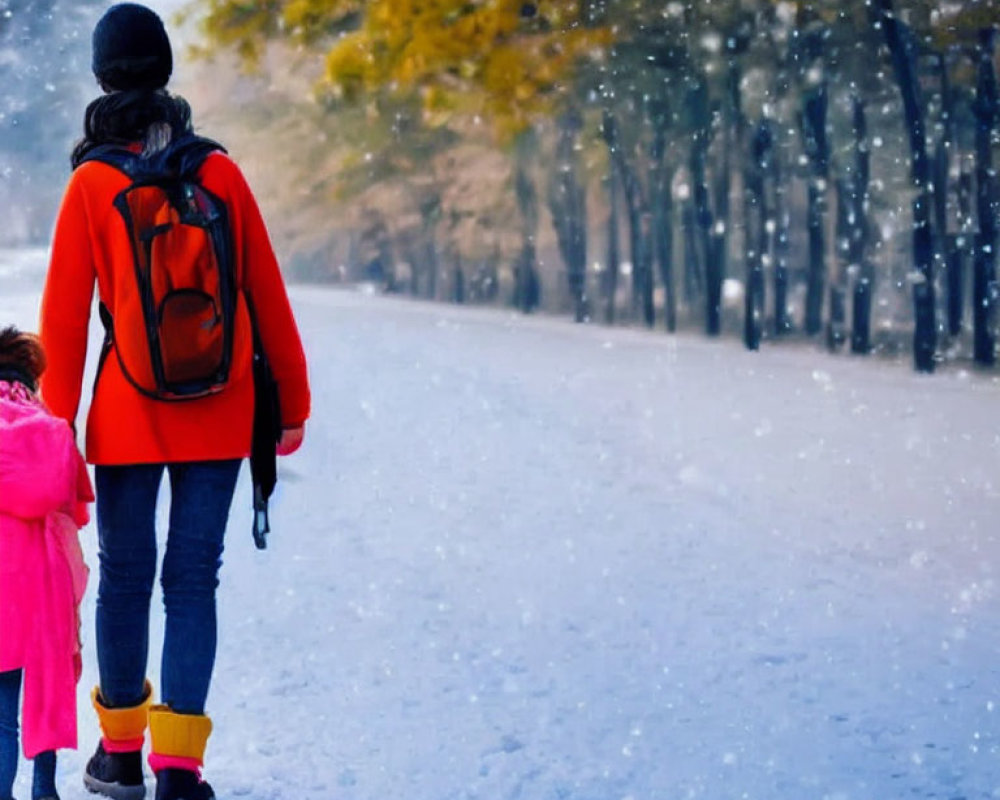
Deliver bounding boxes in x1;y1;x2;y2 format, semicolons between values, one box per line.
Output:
94;461;241;715
0;670;57;800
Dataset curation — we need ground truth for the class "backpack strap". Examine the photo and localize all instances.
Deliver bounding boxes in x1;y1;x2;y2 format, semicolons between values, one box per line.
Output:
93;301;115;391
244;292;281;550
76;144;143;178
164;135;227;180
76;134;227;182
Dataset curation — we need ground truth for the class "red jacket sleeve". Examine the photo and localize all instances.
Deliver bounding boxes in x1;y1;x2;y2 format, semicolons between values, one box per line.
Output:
222;159;311;428
39;172;97;430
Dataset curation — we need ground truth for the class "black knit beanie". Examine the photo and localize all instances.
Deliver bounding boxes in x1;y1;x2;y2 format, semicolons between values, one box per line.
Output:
92;3;173;92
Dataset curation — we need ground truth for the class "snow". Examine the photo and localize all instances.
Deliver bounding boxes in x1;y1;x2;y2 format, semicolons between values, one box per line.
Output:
3;249;1000;799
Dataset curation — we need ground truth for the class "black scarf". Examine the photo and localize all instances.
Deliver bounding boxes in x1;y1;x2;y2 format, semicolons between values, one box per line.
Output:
71;90;193;168
0;365;37;393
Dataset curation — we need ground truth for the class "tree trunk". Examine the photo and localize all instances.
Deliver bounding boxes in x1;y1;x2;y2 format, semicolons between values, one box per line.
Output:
424;234;439;301
637;211;655;327
620;170;656;328
850;96;873;354
805;180;826;335
772;127;792;335
713;106;731;337
419;196;441;301
874;0;936;371
403;240;419;297
604;110;653;326
744;120;771;351
801;83;829;336
514;132;540;313
682;202;702;304
651;126;676;332
948;168;973;337
973;28;998;366
621;161;653;326
549;111;589;322
605;169;621;324
688;78;719;335
933;55;964;341
452;254;465;304
828;179;849;350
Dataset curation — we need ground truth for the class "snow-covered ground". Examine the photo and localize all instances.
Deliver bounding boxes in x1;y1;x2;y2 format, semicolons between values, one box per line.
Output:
3;248;1000;800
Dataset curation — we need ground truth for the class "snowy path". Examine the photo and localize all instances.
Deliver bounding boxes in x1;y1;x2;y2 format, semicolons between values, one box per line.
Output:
4;252;1000;799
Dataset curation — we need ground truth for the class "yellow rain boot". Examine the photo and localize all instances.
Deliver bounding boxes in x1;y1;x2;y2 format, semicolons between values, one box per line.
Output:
83;681;153;800
148;706;215;800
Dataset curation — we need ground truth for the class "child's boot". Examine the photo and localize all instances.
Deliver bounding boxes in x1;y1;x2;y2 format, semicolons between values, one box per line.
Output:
148;707;214;800
83;683;151;800
31;748;59;800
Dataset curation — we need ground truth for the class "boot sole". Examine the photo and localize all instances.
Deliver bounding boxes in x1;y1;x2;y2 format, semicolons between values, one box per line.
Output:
83;773;146;800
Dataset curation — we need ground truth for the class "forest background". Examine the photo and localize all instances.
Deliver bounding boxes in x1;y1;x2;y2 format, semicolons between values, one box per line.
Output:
2;0;1000;373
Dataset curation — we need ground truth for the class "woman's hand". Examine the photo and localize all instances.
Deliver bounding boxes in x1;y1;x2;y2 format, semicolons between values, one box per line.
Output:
277;424;304;456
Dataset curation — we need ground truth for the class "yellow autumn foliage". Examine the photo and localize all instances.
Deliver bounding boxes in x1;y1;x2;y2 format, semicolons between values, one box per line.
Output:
283;0;363;37
192;0;610;134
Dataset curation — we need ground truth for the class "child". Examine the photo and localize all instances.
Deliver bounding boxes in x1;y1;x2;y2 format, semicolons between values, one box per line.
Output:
0;326;93;800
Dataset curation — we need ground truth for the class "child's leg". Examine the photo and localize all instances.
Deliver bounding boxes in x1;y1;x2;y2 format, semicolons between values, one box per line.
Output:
30;750;56;800
0;669;22;800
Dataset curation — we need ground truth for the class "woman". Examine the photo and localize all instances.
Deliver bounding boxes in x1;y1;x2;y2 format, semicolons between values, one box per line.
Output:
39;5;311;800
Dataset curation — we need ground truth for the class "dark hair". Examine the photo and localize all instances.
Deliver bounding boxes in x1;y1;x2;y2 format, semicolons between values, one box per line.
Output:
71;90;193;168
0;326;46;387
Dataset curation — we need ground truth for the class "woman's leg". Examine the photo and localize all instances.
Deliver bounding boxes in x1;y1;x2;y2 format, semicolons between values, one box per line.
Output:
87;466;162;800
0;670;21;800
30;749;56;799
148;460;240;799
94;464;163;708
160;460;240;714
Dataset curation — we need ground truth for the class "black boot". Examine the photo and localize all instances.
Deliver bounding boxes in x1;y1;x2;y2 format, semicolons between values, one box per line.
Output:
153;770;214;800
83;741;145;800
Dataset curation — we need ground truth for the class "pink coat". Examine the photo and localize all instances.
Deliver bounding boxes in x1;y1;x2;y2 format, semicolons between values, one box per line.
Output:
0;379;92;757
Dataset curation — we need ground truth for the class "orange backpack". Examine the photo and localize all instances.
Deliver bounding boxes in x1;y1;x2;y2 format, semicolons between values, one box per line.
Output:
80;136;282;547
81;135;238;400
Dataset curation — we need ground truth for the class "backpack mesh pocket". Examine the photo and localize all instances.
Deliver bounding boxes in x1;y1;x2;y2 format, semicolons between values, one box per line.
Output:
157;289;224;384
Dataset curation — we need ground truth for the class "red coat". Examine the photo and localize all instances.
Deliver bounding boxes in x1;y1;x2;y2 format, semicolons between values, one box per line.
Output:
40;150;310;464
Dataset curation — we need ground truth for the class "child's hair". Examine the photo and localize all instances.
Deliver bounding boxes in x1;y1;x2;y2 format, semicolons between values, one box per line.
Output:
0;326;46;384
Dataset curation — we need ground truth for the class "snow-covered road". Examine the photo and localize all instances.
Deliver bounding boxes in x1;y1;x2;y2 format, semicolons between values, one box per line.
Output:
4;250;1000;799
